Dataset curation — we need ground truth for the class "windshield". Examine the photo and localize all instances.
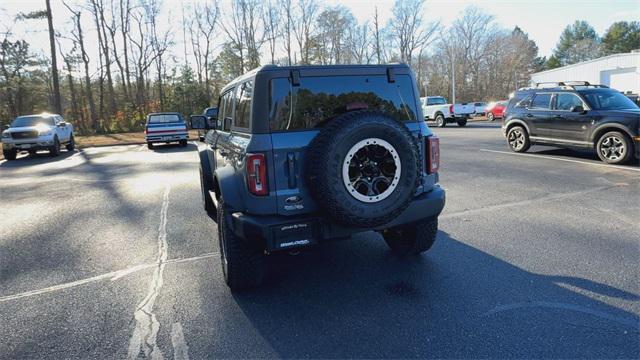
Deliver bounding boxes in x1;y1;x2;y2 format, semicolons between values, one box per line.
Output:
427;97;446;105
11;116;54;127
148;114;182;123
581;91;639;110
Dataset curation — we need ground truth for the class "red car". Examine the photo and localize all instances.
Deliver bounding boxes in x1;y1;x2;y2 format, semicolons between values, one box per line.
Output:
486;100;508;121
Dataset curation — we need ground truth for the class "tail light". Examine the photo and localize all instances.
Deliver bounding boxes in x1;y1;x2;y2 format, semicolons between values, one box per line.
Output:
426;136;440;174
449;104;454;115
246;153;268;196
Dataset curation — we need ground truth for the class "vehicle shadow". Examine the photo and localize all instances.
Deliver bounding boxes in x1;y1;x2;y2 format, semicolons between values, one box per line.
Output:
532;147;640;168
0;149;77;168
149;142;198;153
223;231;639;359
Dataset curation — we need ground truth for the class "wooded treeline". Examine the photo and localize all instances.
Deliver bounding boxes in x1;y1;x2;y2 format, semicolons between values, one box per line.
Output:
1;0;638;134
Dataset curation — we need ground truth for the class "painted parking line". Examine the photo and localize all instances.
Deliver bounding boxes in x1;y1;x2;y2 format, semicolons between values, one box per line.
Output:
479;149;640;173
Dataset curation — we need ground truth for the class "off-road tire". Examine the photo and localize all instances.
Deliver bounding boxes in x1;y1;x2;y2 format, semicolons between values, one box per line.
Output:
596;131;633;165
435;114;446;127
507;125;530;153
179;139;188;147
383;217;438;256
306;110;419;228
487;112;495;121
217;197;264;290
457;119;467;127
3;149;17;160
199;150;216;216
147;142;154;150
66;134;75;151
49;137;61;157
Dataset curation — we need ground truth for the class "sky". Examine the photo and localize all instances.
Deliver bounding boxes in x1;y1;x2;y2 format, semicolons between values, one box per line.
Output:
1;0;638;68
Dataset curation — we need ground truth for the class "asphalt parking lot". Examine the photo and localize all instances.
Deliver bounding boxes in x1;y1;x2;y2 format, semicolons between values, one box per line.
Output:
1;122;638;359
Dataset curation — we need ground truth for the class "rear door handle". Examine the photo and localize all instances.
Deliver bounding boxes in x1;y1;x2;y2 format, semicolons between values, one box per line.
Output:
526;113;533;117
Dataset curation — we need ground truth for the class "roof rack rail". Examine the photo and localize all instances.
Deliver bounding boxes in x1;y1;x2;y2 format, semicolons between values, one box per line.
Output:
521;81;610;91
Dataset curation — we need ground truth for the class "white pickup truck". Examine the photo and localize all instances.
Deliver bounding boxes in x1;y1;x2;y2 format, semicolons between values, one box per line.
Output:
2;113;75;160
420;96;475;127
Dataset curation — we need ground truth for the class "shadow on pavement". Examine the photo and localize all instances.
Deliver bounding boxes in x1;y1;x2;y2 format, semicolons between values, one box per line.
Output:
0;149;77;168
149;143;198;153
222;231;639;358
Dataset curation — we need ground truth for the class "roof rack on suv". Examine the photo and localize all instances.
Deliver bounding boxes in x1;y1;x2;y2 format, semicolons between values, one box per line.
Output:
518;81;610;92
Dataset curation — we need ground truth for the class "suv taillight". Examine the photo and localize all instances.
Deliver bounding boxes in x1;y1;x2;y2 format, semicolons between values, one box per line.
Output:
246;153;268;196
426;136;440;174
449;104;454;115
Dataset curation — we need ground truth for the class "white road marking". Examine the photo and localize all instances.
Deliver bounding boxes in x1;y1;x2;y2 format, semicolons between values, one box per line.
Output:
171;322;190;360
479;149;640;173
0;253;218;303
128;185;171;360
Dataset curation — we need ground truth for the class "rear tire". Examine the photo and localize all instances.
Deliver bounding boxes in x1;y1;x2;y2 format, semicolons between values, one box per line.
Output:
49;137;61;157
179;139;188;147
66;134;75;151
217;197;264;290
383;218;438;256
487;112;495;122
435;114;446;128
3;149;17;160
147;142;154;150
457;119;467;127
507;125;530;153
596;131;633;164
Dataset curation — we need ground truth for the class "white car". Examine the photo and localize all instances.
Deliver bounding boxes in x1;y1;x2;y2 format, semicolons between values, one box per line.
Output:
1;113;75;160
420;96;475;127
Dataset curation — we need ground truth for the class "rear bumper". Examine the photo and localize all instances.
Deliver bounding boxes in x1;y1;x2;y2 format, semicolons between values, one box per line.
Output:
145;133;188;142
230;186;446;252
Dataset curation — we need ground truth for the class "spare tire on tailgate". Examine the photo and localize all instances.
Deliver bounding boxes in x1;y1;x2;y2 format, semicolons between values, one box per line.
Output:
305;110;419;228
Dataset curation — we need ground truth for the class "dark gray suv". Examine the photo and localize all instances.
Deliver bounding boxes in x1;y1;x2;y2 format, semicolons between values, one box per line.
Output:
191;64;446;290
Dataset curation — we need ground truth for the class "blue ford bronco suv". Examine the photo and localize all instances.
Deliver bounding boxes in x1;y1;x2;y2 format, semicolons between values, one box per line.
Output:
190;64;446;290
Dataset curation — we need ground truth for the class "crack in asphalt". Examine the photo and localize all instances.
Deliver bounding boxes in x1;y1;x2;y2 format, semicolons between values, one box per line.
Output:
127;184;171;360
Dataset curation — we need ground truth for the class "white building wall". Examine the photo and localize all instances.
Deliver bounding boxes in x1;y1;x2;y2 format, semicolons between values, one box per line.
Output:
530;52;640;93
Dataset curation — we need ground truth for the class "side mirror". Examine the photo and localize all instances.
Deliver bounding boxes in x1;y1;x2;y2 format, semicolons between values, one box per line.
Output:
190;115;208;130
57;122;66;127
571;105;585;113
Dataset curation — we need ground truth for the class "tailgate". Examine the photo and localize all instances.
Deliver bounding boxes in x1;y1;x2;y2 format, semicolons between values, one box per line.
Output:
453;104;475;115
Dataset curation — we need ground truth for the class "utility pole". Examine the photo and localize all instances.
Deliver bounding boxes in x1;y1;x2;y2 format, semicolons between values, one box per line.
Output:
451;51;456;104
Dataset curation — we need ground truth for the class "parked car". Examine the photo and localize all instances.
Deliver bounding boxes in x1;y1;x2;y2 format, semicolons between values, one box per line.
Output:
473;102;487;117
190;64;445;290
421;96;475;127
1;113;74;160
144;112;188;149
486;100;508;121
503;81;640;164
199;107;218;141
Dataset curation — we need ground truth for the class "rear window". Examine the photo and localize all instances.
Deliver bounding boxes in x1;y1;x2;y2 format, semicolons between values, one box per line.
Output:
148;114;182;123
269;74;418;131
12;116;55;127
427;97;446;106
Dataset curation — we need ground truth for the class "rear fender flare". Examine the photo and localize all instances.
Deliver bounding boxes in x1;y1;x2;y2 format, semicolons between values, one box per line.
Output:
214;166;245;211
590;123;635;145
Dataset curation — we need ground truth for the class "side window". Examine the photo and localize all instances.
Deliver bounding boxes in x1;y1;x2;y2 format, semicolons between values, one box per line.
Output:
530;93;552;110
219;89;235;131
234;81;252;130
555;93;584;111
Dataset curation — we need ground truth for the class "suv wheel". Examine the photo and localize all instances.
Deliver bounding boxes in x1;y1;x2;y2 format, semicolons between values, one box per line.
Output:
199;151;216;216
596;131;633;164
306;111;419;228
49;137;61;157
383;218;438;256
179;139;188;147
3;149;17;161
147;142;154;150
217;197;264;290
457;119;467;127
507;126;530;153
66;134;75;151
487;112;494;121
435;114;446;127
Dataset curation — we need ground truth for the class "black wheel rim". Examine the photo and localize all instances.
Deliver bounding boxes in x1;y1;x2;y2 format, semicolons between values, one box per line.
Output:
343;138;401;203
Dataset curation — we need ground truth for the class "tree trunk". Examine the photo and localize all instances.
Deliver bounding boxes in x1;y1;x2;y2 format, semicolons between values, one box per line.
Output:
45;0;62;114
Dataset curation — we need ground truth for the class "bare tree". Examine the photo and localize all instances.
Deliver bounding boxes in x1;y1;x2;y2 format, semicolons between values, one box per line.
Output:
191;1;219;100
292;0;319;64
264;0;280;64
388;0;439;65
278;0;293;65
372;6;383;64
